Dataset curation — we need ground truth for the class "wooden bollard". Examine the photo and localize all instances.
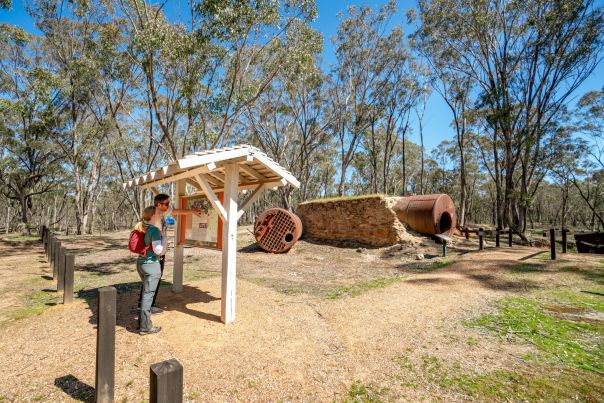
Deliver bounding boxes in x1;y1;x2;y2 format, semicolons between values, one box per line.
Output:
53;241;61;279
562;229;568;254
508;229;513;247
48;235;54;263
57;246;66;292
465;227;469;240
63;254;75;304
49;235;54;268
150;359;183;403
96;286;116;403
495;228;500;248
42;226;48;252
550;228;556;260
478;228;484;250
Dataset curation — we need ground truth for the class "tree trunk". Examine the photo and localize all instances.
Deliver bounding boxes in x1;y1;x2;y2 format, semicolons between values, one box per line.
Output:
5;205;11;235
402;135;406;196
19;195;29;235
52;196;58;231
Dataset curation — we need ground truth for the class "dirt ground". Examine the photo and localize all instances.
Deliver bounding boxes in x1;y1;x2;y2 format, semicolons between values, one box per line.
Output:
0;228;601;402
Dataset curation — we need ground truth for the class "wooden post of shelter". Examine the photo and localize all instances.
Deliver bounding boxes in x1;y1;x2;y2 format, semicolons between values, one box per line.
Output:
122;145;300;325
221;163;239;324
173;179;186;293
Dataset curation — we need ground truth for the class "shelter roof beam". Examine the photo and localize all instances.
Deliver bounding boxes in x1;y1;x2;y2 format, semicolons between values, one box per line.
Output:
195;173;228;223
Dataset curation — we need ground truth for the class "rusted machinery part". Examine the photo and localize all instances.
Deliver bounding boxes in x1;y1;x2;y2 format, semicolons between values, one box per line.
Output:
254;208;303;253
393;194;457;236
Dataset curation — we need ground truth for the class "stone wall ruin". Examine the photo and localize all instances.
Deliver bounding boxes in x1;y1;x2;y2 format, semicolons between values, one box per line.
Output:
296;195;420;247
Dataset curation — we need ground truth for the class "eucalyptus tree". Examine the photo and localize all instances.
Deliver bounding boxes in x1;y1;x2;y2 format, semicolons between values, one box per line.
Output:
26;0;117;234
414;0;604;236
0;24;64;234
244;19;334;208
86;16;148;220
116;0;317;164
361;44;419;195
412;63;431;195
369;138;423;195
577;86;604;167
330;0;410;196
551;89;604;229
410;10;474;225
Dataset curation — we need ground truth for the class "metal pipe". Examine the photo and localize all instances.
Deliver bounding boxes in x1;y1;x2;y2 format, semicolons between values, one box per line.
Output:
393;194;457;236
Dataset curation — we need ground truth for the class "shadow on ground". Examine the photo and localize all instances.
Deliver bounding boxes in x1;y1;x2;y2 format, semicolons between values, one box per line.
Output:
75;257;135;276
80;281;221;333
54;374;95;402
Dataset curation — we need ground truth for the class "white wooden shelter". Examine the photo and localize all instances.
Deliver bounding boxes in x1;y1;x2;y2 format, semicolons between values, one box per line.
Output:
123;145;300;324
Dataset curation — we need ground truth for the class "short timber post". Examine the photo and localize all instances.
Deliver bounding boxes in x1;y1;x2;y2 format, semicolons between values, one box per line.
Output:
562;229;568;254
96;286;116;403
63;254;75;304
42;227;48;254
48;235;54;265
442;239;447;257
478;228;484;250
465;227;469;240
495;228;500;248
508;229;513;247
550;228;556;260
221;163;239;324
57;246;66;292
53;241;61;279
150;359;183;403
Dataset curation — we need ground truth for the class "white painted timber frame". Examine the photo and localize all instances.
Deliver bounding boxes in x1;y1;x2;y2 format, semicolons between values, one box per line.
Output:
123;145;300;324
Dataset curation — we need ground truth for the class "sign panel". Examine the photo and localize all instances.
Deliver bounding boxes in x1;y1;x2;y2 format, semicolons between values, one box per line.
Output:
183;195;221;249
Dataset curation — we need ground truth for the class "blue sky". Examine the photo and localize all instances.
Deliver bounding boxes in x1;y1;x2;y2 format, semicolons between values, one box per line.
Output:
2;0;603;154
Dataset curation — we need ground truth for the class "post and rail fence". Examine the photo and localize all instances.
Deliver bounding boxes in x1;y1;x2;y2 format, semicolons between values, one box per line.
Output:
38;225;76;304
458;226;577;260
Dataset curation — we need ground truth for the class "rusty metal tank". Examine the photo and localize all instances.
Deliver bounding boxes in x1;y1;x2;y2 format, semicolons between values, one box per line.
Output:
393;194;457;236
254;208;303;253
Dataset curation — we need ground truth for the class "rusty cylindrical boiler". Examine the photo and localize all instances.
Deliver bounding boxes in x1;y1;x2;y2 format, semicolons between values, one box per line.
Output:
393;194;457;236
254;208;302;253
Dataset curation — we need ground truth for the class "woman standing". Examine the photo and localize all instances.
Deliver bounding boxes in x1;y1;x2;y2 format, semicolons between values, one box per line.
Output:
133;206;164;335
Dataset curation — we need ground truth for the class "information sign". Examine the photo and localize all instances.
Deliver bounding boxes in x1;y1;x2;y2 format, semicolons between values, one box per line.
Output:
182;194;222;249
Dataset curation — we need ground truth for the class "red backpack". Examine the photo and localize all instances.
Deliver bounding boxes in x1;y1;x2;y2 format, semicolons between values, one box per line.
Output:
128;229;151;255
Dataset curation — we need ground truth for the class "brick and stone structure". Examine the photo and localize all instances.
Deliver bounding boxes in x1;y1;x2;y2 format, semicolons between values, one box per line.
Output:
296;195;416;247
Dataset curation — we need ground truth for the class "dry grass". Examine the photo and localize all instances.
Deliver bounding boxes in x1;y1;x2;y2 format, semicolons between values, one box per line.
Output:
299;193;389;205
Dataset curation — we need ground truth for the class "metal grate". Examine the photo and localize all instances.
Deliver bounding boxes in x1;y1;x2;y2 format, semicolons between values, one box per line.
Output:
254;208;302;253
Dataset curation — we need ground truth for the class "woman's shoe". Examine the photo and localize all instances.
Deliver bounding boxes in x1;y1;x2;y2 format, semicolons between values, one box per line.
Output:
139;325;161;335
